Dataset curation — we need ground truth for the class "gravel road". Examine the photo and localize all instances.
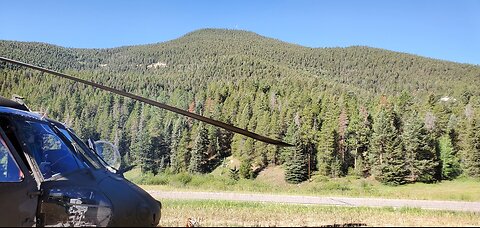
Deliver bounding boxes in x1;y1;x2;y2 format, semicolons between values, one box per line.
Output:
148;191;480;213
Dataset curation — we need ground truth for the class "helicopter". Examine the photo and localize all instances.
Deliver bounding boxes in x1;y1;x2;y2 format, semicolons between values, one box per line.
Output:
0;56;292;227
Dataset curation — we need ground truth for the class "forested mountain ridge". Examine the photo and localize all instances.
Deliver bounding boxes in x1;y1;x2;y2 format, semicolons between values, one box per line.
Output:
1;28;479;185
2;29;479;96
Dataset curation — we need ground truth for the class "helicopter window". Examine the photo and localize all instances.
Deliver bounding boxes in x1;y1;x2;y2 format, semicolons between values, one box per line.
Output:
0;135;23;182
0;117;31;172
11;120;85;180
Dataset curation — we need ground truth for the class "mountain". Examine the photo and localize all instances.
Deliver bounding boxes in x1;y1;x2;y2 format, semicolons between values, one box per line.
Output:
1;29;479;184
2;29;479;96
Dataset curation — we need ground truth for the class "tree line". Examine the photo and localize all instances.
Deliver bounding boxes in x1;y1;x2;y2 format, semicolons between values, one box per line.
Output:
1;29;479;185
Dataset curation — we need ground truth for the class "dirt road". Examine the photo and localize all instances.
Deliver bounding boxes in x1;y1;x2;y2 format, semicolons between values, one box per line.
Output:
148;190;480;213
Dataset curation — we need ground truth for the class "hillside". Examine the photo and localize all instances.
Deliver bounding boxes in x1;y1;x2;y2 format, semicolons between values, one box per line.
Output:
1;28;479;185
2;29;479;96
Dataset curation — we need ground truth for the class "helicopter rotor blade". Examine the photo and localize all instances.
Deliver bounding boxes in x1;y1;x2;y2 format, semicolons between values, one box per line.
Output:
0;56;293;147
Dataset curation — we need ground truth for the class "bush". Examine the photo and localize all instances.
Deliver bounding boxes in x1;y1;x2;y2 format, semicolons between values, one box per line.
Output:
229;167;240;181
137;173;170;185
146;176;170;185
239;160;253;179
172;172;193;186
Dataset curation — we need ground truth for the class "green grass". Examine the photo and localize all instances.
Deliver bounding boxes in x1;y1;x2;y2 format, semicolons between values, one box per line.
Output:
158;199;480;227
125;168;480;202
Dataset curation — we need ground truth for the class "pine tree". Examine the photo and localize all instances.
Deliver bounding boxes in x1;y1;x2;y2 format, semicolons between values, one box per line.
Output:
285;131;308;184
347;106;372;177
267;113;282;165
433;102;452;136
188;124;209;173
439;134;461;179
173;129;191;173
370;101;408;185
379;145;408;185
255;111;270;166
462;117;480;177
147;113;170;174
370;105;392;176
134;131;155;174
239;159;253;179
169;128;181;173
125;102;141;164
158;156;167;173
402;112;440;183
205;126;220;172
317;127;338;177
130;106;156;174
337;108;349;174
316;97;339;177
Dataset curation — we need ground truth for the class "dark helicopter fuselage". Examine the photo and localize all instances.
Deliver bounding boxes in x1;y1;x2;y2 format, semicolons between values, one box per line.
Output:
0;98;161;227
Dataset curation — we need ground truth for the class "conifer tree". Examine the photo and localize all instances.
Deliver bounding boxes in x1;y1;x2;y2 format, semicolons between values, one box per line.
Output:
239;159;253;179
337;108;349;175
134;131;155;174
130;106;156;174
229;167;240;181
462;117;480;177
317;127;339;177
280;121;297;165
285;131;308;184
439;134;461;179
402;112;440;183
316;97;339;177
175;129;191;173
370;101;407;184
188;124;209;173
347;106;372;176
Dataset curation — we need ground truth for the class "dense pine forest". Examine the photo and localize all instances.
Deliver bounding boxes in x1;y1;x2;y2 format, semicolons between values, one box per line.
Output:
1;29;479;185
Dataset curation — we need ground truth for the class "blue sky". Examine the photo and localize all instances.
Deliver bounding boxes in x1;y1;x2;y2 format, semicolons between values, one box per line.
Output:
1;0;479;65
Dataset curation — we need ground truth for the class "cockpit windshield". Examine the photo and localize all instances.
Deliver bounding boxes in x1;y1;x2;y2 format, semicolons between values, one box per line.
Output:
12;120;85;180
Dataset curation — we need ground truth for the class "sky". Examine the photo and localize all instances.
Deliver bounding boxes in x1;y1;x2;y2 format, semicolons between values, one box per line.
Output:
1;0;479;65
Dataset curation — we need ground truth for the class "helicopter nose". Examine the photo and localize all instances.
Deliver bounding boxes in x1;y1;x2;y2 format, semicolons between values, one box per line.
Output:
136;203;151;222
155;200;162;225
136;200;161;226
99;176;161;227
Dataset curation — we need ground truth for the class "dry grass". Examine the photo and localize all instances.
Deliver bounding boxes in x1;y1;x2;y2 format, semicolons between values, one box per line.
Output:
158;199;480;227
255;165;287;185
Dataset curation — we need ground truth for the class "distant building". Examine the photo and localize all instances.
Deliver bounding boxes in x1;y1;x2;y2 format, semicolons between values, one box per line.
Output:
440;96;457;102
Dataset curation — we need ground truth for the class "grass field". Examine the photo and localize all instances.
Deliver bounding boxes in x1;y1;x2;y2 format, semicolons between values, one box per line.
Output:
126;167;480;202
158;199;480;227
125;166;480;227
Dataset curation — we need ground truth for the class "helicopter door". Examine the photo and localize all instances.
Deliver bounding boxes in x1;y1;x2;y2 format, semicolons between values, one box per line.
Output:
0;128;39;226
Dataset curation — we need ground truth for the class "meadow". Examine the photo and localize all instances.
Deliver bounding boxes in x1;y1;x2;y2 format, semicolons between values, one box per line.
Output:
126;167;480;226
158;199;480;227
126;167;480;202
